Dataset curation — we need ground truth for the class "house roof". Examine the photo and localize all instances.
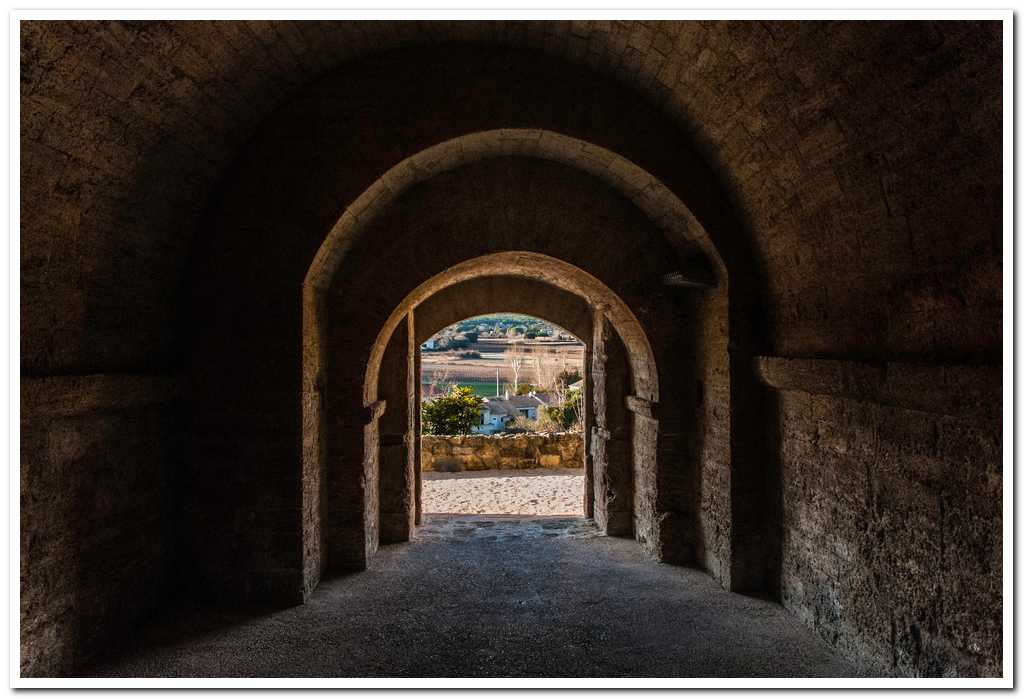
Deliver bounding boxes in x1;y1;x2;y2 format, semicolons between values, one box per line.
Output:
483;394;545;415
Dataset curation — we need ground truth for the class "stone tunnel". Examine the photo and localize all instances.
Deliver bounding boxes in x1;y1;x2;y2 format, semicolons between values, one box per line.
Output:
19;19;1003;680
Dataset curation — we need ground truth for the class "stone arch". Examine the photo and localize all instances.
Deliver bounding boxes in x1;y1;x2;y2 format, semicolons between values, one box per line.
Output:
365;252;659;405
302;132;723;524
304;129;724;292
365;256;658;553
383;276;596;530
176;45;772;607
302;136;743;596
412;277;593;347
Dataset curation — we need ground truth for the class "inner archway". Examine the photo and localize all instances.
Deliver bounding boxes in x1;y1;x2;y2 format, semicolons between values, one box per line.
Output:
353;253;667;572
302;135;750;603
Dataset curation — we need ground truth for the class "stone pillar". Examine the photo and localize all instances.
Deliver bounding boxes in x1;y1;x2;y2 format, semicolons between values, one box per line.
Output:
583;343;595;519
328;396;383;573
362;400;384;560
590;309;634;536
626;394;661;556
413;334;423;526
379;315;416;544
632;293;696;566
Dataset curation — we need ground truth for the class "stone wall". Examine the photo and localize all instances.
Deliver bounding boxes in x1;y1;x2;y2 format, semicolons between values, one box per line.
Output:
422;433;583;472
20;375;184;677
758;357;1002;677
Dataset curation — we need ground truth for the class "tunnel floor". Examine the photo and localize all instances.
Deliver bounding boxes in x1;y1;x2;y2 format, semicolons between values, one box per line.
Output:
89;517;867;678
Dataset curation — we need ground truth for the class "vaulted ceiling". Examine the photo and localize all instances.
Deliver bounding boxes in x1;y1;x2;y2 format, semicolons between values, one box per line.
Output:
21;20;1002;373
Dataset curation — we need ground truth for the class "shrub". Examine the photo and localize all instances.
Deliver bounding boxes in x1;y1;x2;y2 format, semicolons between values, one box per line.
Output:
557;368;582;386
421;385;483;435
544;388;582;431
506;411;561;433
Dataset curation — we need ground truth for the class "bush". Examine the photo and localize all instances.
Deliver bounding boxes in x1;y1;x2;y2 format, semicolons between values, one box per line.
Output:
544;388;582;431
506;411;561;433
421;386;483;435
459;351;482;359
557;368;582;386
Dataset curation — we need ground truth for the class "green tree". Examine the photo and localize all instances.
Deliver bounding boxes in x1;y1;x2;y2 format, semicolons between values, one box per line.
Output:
421;385;484;435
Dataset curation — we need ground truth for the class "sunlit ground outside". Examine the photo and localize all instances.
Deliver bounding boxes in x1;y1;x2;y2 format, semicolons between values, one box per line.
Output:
422;468;583;516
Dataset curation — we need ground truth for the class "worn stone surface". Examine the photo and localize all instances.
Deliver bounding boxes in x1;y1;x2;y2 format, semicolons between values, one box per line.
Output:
422;433;584;473
20;376;184;677
758;361;1002;678
87;517;868;678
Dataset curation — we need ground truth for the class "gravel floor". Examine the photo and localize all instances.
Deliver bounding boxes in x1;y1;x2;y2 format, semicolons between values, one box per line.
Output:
423;468;584;515
88;517;869;678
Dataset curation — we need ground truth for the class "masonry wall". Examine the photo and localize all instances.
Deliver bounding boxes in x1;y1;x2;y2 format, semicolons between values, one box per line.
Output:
422;433;583;472
20;376;183;677
760;358;1001;677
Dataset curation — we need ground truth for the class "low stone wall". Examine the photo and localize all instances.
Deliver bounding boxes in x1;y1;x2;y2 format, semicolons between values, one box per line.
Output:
422;432;583;472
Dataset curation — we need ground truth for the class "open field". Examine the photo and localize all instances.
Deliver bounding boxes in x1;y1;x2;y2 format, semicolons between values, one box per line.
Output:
423;337;585;382
421;338;584;397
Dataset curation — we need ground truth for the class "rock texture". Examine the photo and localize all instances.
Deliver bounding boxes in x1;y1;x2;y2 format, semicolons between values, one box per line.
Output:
422;433;584;472
20;375;184;677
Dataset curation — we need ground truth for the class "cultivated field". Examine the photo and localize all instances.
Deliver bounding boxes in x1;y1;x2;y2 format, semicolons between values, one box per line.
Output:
421;337;584;397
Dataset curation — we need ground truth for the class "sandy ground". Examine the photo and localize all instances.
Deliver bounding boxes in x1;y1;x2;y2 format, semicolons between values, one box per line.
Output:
423;468;584;515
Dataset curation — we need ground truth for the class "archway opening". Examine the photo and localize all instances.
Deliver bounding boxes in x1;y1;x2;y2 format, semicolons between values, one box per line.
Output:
293;129;759;599
360;256;659;559
418;313;587;518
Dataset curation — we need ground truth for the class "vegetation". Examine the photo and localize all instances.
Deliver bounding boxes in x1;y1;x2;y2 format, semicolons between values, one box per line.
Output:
441;314;565;342
421;385;484;435
557;368;582;386
543;388;583;431
506;411;562;433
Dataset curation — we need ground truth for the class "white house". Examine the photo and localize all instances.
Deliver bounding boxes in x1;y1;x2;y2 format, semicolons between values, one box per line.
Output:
472;391;550;434
420;338;436;350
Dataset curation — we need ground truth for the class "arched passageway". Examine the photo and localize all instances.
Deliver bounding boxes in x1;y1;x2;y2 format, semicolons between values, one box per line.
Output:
301;147;749;597
20;22;1003;679
361;260;655;553
180;49;772;612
